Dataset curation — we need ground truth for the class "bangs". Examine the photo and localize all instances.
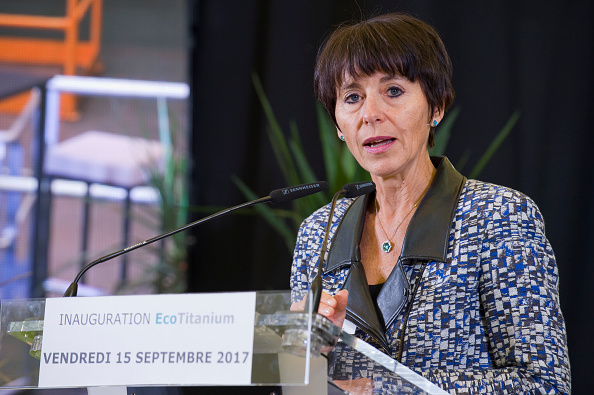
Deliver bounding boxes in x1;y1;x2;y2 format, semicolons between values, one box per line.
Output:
331;24;420;90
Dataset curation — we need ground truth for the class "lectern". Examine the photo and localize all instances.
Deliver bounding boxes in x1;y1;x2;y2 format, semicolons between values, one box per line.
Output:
0;291;446;394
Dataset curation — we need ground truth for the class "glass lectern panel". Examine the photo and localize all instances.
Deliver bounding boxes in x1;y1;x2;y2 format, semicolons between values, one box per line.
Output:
327;339;447;394
0;298;45;388
0;292;445;394
0;292;326;389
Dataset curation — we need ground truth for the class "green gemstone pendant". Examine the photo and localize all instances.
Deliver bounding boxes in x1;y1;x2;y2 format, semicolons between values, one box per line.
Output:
382;240;392;253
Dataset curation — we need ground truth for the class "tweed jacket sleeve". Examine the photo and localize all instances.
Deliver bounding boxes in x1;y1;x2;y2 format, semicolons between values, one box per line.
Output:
413;181;570;394
290;179;571;394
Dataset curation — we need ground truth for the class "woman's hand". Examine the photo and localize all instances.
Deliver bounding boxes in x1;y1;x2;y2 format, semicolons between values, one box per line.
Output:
290;289;349;328
333;378;374;395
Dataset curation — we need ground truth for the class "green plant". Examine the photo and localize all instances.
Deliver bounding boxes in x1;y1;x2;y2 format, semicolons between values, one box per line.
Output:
233;74;370;253
237;74;520;253
146;151;189;294
118;102;189;295
430;107;521;178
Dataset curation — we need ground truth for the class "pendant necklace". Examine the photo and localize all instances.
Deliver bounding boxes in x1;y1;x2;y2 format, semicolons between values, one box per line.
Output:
375;200;419;253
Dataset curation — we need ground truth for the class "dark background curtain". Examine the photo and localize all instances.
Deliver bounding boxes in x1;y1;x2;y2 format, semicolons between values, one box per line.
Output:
187;0;593;392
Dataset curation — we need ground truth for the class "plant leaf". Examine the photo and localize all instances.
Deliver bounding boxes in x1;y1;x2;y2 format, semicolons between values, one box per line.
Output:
469;111;520;179
232;175;297;251
288;122;318;185
252;73;300;184
430;106;460;156
317;102;342;193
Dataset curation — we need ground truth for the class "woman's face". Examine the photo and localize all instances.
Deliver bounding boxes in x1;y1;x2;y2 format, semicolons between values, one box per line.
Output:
335;71;441;180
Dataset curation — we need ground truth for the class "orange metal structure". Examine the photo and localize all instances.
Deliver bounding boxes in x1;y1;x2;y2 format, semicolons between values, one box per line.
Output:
0;0;103;118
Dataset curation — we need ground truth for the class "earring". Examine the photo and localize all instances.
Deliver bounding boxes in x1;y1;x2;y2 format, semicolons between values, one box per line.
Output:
427;120;438;127
340;135;345;141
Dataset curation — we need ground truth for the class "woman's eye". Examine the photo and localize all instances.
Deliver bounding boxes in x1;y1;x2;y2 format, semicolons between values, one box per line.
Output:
387;87;403;97
345;93;361;103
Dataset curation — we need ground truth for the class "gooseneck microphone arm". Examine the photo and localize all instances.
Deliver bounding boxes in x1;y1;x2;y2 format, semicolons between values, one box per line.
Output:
308;189;344;313
307;181;375;313
63;197;265;297
63;181;328;297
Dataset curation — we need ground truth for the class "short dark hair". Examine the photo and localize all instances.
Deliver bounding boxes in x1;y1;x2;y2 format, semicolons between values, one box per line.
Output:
314;13;454;147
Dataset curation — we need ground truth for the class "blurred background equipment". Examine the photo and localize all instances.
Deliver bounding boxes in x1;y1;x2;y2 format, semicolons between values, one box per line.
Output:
0;0;103;118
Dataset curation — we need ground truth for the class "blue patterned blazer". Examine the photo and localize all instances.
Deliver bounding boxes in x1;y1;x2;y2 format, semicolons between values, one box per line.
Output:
291;157;570;394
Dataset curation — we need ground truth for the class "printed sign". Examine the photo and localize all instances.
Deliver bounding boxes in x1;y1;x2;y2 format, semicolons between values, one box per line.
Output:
38;292;256;387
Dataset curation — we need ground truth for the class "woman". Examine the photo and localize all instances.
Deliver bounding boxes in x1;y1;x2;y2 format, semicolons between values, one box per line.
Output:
290;13;570;394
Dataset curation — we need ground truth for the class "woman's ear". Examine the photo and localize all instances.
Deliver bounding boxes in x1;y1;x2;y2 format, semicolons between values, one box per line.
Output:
336;127;345;141
433;108;445;124
427;108;445;127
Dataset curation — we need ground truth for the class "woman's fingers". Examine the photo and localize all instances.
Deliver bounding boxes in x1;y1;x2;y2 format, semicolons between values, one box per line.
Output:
318;290;348;327
332;289;348;325
290;298;305;311
290;290;349;327
334;289;349;311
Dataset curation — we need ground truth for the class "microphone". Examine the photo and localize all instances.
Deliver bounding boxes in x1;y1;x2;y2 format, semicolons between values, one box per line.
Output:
342;181;375;198
307;181;375;313
269;182;330;203
63;181;328;296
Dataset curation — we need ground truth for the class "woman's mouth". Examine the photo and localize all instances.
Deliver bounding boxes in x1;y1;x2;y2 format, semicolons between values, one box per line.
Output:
364;137;396;153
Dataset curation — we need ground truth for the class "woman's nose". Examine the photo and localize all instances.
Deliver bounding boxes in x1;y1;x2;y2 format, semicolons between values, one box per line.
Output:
362;95;383;124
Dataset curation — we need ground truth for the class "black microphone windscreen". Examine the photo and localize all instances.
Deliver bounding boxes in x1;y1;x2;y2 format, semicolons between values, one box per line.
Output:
269;181;329;203
343;181;376;198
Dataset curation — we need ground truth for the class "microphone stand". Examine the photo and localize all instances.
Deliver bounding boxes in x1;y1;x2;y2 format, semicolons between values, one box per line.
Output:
63;196;272;297
308;189;345;313
307;181;375;313
63;181;328;297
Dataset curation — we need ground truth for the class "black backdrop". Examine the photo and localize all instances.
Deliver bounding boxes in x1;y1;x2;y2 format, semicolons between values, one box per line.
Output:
187;0;593;393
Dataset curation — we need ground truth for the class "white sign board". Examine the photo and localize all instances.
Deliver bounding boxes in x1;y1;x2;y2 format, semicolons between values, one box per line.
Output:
39;292;256;387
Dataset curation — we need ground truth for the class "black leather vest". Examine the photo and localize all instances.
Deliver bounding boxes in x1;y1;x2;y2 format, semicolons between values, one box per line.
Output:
322;157;466;351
